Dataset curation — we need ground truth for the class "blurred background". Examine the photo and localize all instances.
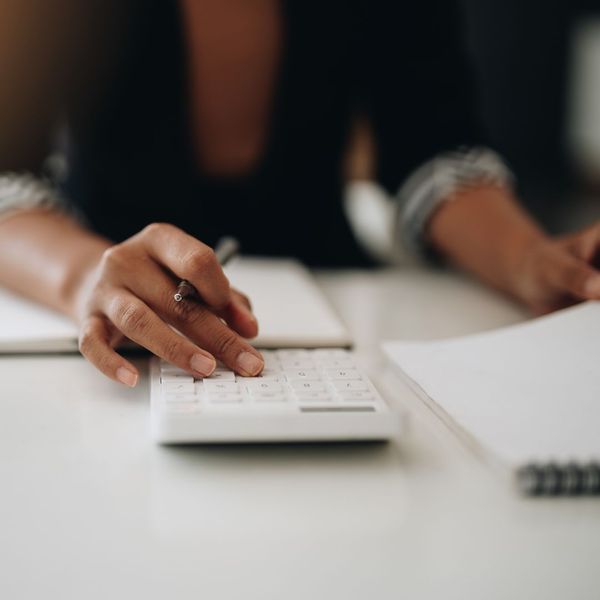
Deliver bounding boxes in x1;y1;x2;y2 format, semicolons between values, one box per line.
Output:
460;0;600;232
2;0;600;239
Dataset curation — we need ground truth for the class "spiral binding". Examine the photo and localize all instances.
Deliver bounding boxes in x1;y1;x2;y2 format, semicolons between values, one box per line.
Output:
516;462;600;496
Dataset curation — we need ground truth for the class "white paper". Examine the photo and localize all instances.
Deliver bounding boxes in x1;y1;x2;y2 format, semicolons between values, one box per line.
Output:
224;257;351;348
383;302;600;466
0;287;78;352
0;257;351;353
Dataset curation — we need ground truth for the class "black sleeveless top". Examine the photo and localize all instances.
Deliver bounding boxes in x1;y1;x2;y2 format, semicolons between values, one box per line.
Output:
64;0;483;266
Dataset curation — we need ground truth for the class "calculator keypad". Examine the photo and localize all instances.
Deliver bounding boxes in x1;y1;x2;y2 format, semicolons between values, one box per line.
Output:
158;349;383;414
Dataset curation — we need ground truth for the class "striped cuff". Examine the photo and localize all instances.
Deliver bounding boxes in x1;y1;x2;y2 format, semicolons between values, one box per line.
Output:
396;146;514;260
0;172;70;223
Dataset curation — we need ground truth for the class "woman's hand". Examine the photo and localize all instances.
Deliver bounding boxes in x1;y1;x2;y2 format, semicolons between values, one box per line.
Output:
73;223;263;387
512;223;600;314
427;184;600;315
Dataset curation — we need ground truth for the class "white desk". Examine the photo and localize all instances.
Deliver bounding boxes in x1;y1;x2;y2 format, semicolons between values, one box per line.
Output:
1;267;599;600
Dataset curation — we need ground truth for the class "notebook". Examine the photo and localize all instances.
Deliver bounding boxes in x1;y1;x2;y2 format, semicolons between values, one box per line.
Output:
0;257;351;353
383;302;600;496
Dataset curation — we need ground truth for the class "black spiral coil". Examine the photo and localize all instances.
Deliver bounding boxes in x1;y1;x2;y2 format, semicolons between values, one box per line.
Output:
516;462;600;496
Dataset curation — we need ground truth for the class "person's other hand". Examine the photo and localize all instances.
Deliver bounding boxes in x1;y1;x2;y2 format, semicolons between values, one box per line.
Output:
514;223;600;314
73;223;262;387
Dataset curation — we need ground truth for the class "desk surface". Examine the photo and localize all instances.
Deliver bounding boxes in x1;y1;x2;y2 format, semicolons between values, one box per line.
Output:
1;267;599;600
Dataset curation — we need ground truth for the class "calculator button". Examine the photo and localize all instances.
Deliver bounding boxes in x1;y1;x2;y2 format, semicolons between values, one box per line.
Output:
324;369;363;380
332;380;369;392
295;391;334;402
251;392;288;402
164;381;196;394
238;369;281;381
245;381;283;393
262;359;280;370
276;349;310;360
164;394;198;404
320;358;354;368
207;369;236;381
160;373;195;383
204;381;240;393
279;358;315;369
207;392;243;403
284;369;320;381
338;391;376;402
259;369;282;380
290;380;327;392
312;349;349;359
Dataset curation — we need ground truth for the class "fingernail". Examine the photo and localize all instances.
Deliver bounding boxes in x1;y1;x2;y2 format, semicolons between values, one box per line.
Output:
116;367;138;388
239;303;257;324
245;309;258;329
190;353;216;376
236;351;264;376
584;276;600;297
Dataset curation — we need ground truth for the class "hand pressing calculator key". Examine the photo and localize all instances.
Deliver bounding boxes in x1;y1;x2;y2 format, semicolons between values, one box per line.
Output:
150;349;398;443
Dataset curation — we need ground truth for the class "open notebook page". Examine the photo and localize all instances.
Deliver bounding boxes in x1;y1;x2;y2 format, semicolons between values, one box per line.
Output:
0;287;78;352
383;302;600;467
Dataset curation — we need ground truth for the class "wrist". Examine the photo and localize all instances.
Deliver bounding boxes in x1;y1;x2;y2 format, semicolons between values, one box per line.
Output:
61;241;110;322
506;236;558;308
427;184;549;298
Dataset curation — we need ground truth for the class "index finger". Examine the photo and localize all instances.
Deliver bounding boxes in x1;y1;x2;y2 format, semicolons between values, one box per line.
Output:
137;223;231;309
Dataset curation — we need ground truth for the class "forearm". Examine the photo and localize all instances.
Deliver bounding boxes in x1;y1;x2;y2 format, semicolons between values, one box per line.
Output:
0;209;110;319
426;184;548;302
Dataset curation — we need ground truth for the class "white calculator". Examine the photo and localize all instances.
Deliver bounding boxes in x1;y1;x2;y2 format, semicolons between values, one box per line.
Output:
150;349;398;443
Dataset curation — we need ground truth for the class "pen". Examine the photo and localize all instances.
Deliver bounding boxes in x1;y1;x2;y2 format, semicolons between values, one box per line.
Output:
173;236;240;302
